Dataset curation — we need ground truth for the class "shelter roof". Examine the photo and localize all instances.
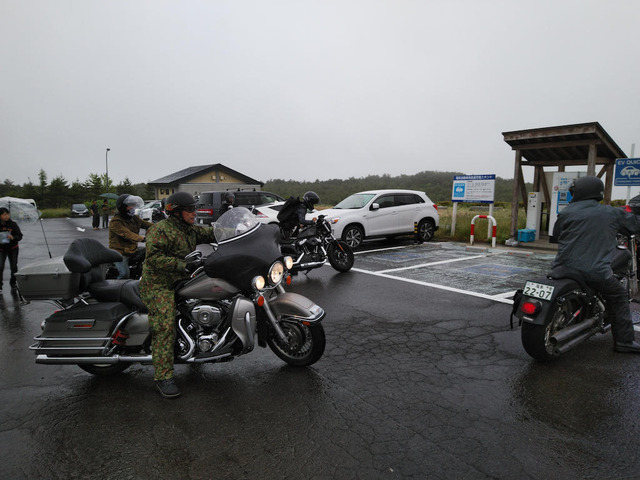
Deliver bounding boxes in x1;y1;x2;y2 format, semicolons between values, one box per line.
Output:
502;122;627;166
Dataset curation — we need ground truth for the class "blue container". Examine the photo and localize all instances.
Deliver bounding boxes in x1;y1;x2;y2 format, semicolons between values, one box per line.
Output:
517;229;536;242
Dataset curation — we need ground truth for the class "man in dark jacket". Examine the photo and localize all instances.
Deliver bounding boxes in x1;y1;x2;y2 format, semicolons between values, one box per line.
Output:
551;175;640;353
0;207;23;293
108;194;153;279
139;192;217;399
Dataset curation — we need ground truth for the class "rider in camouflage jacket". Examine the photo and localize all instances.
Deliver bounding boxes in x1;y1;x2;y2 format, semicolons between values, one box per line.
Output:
139;192;216;398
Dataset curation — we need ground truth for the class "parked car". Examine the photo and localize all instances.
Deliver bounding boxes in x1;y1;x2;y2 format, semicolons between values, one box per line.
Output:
252;201;285;224
195;190;285;225
70;203;90;217
135;200;164;222
317;189;439;248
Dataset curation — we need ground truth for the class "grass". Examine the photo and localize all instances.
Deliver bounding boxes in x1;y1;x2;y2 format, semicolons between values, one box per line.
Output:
435;205;527;244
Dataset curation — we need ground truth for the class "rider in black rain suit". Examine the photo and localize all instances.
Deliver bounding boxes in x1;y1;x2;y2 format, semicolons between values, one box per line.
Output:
551;175;640;353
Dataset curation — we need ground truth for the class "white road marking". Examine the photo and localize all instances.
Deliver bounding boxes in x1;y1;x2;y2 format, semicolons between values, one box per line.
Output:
350;244;519;304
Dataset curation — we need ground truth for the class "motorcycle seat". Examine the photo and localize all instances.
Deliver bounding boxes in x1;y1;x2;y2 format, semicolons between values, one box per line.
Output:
88;279;148;312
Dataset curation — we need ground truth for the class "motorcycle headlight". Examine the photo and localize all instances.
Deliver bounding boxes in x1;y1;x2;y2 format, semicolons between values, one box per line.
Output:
252;276;266;291
283;256;293;270
268;261;285;285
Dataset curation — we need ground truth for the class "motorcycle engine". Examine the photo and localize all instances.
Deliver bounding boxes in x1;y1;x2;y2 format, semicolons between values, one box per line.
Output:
191;304;223;327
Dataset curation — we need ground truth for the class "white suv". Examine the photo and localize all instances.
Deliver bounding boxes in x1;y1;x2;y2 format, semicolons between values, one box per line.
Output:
317;189;439;248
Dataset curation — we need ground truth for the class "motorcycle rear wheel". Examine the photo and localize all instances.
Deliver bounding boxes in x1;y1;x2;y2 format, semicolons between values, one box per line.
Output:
78;363;131;376
327;241;354;272
267;321;326;366
521;292;584;361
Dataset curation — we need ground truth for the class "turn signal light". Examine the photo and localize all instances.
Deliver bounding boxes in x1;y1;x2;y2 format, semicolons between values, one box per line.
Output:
520;300;541;315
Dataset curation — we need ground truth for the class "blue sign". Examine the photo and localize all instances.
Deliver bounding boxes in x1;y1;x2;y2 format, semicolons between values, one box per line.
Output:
615;158;640;186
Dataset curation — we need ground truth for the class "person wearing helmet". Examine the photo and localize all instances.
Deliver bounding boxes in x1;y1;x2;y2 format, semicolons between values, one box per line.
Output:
297;191;320;227
108;194;153;279
550;175;640;353
221;192;235;215
139;191;217;399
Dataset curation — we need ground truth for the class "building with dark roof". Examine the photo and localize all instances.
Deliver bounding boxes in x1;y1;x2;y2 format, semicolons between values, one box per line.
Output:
148;164;263;200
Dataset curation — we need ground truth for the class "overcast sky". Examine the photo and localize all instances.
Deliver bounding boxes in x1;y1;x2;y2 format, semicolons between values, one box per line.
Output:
2;0;640;198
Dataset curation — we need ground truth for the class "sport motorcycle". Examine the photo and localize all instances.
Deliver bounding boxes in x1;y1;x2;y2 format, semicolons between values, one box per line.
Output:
280;215;355;274
19;207;326;375
513;235;634;361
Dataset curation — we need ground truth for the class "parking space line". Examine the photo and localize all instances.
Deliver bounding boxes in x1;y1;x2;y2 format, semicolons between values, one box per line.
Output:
377;252;506;274
351;268;515;304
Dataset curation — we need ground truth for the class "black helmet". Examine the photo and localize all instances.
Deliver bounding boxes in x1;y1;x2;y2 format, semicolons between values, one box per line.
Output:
569;176;604;203
224;192;235;204
165;192;197;217
303;191;320;210
628;194;640;215
116;194;144;216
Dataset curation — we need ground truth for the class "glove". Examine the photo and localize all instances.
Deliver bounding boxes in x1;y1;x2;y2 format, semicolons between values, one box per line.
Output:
185;260;201;275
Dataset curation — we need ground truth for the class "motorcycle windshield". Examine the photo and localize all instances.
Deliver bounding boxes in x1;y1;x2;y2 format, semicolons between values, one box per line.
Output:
212;207;261;242
205;207;283;288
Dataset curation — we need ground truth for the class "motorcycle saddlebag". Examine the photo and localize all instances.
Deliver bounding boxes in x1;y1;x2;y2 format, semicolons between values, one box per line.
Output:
34;302;131;355
15;256;81;300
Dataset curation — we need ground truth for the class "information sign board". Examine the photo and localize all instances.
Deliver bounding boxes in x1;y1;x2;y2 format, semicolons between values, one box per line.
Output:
451;174;495;203
614;158;640;186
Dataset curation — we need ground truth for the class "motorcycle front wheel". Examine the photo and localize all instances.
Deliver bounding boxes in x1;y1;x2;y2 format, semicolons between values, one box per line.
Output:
267;321;326;366
327;240;354;272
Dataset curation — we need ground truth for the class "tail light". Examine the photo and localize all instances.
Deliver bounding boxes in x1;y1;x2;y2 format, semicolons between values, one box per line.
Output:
520;300;542;315
433;204;438;210
197;209;213;215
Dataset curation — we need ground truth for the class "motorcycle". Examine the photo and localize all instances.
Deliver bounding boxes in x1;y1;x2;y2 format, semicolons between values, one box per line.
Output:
280;214;355;275
20;207;326;375
513;235;635;361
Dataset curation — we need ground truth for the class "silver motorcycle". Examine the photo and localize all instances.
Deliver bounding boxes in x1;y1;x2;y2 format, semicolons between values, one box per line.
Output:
20;207;326;375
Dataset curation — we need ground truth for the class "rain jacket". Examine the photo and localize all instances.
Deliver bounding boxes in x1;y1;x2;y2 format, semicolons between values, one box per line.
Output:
139;215;217;290
0;218;22;251
551;199;640;282
108;213;153;255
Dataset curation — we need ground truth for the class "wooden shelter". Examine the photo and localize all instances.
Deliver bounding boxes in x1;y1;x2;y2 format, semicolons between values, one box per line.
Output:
502;122;627;238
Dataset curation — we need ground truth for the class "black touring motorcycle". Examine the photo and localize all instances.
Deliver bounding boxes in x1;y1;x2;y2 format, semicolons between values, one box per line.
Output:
19;207;326;375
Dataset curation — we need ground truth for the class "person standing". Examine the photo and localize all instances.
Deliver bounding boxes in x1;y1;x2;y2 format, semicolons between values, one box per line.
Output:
108;194;152;279
101;199;110;228
139;192;217;399
0;207;23;293
90;200;100;230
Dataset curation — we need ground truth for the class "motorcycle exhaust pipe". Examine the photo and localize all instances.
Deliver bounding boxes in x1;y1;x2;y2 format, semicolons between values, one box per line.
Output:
550;316;598;345
553;328;597;355
35;354;153;365
298;260;326;269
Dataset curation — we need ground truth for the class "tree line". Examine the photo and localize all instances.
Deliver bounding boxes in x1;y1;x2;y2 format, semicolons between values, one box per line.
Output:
0;169;154;209
264;171;528;206
0;168;527;210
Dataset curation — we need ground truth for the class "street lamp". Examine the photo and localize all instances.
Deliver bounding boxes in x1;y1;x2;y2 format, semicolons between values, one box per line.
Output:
105;148;111;192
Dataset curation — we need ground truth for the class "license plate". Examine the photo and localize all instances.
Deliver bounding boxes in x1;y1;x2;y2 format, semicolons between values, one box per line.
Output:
523;281;555;301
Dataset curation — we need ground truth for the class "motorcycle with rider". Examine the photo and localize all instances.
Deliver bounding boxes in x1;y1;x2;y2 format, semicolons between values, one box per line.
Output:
514;176;640;360
18;193;326;399
278;191;354;275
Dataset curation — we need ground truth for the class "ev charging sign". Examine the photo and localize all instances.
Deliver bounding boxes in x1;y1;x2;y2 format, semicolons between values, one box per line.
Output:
615;158;640;186
452;175;495;203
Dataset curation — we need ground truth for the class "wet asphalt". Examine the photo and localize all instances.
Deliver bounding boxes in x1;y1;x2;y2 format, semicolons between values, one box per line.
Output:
2;218;640;479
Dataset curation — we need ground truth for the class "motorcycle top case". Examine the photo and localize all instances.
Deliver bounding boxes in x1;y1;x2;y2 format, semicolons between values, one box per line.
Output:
15;256;81;300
